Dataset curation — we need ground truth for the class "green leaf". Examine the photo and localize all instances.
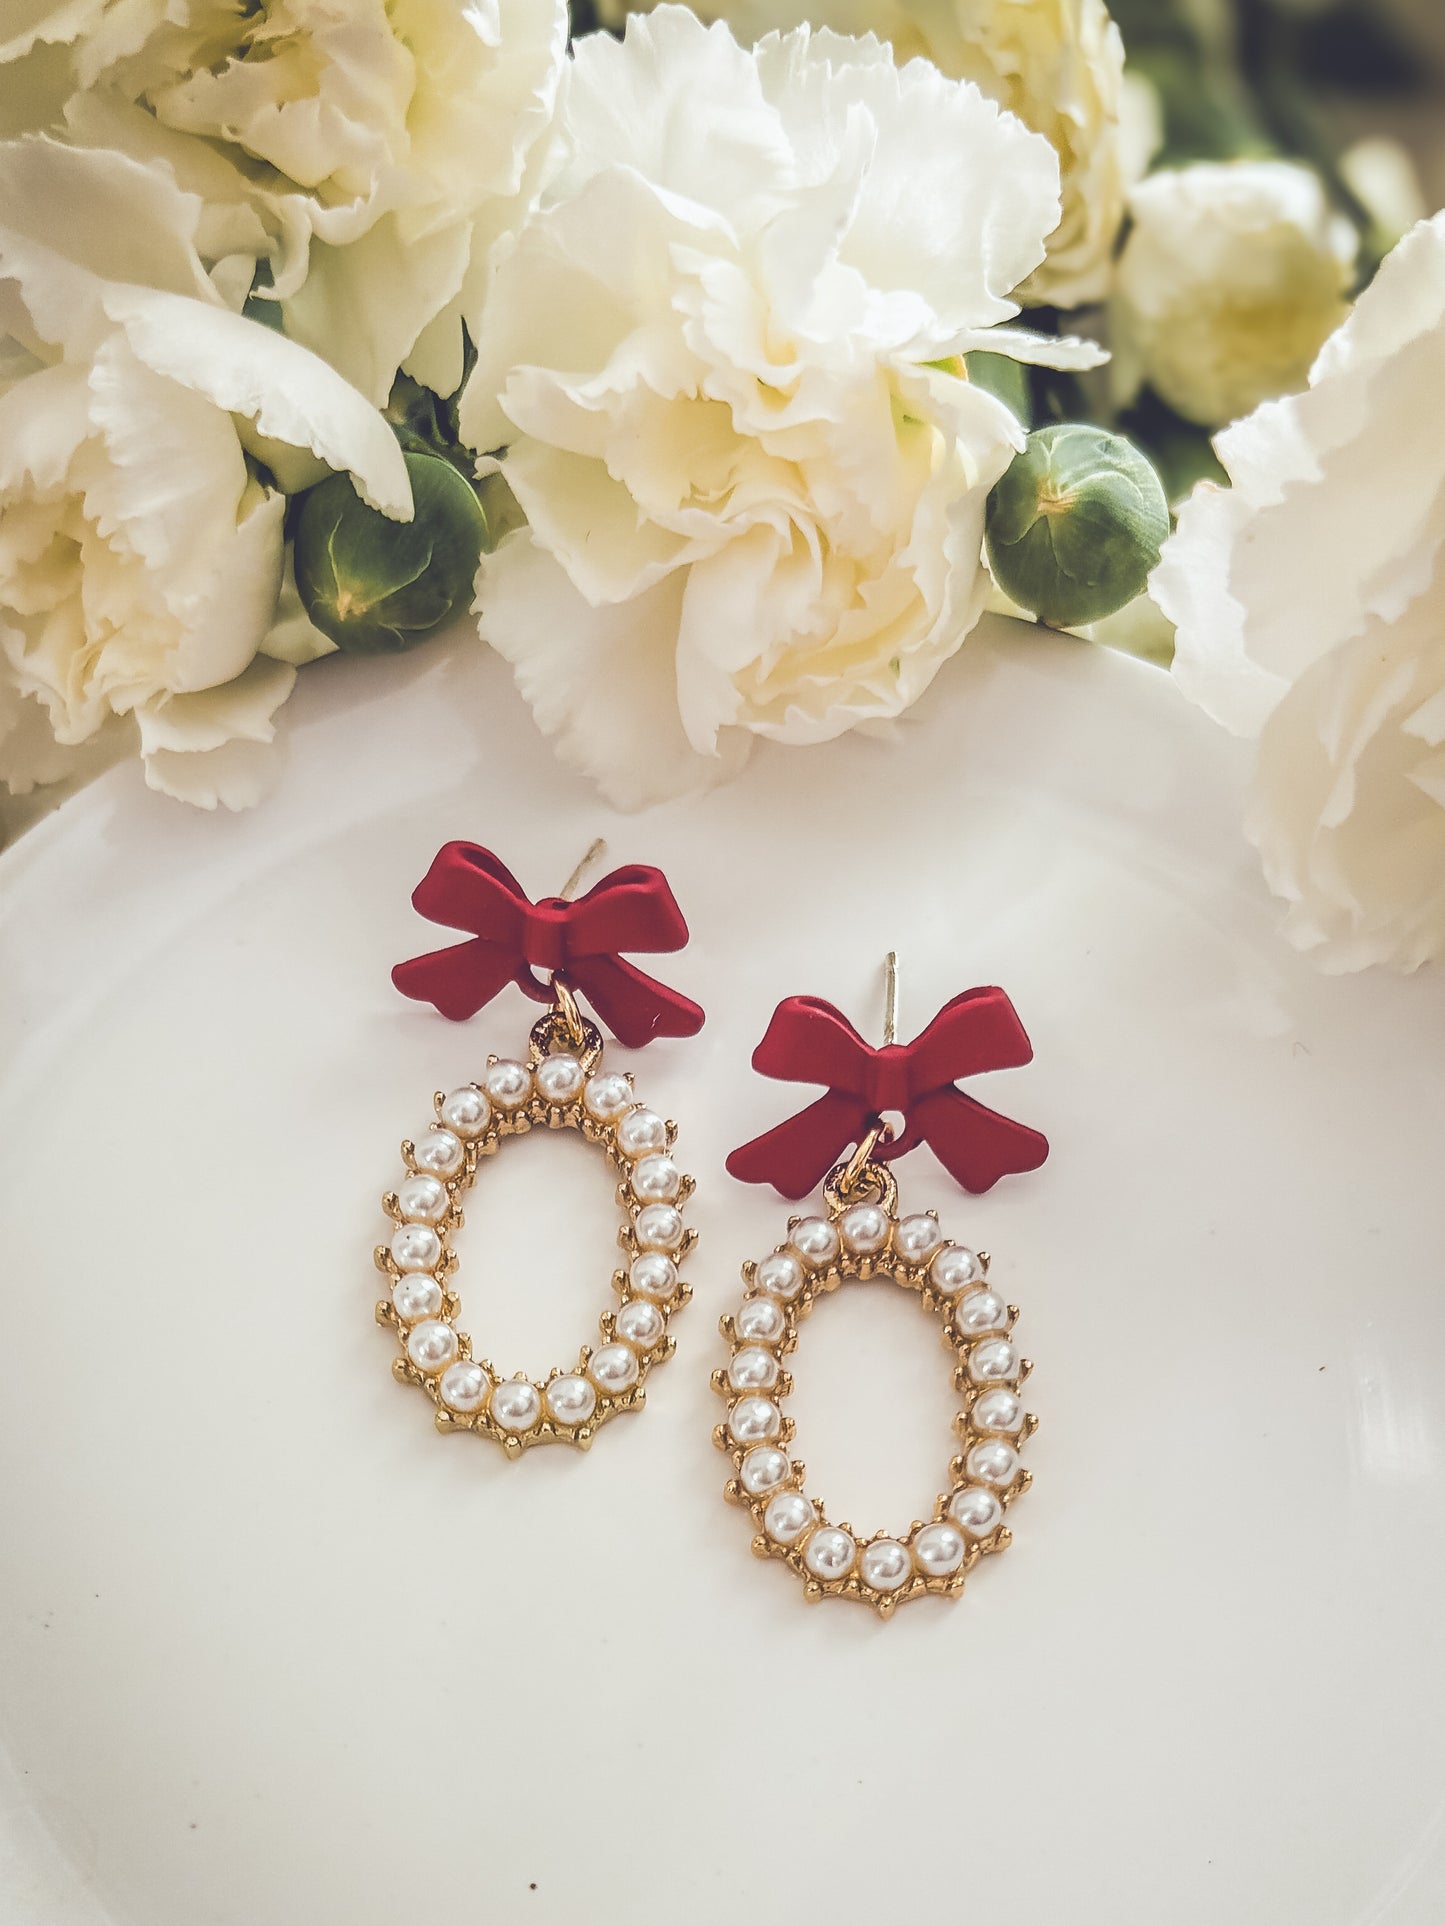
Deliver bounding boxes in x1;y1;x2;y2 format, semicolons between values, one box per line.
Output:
292;451;489;656
242;292;285;333
1117;390;1228;507
964;351;1033;429
383;371;450;448
985;424;1170;630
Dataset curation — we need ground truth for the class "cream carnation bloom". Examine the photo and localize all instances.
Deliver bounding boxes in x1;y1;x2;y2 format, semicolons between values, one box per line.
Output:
0;0;567;405
467;8;1102;808
0;138;410;809
1111;159;1356;429
597;0;1126;309
1153;212;1445;972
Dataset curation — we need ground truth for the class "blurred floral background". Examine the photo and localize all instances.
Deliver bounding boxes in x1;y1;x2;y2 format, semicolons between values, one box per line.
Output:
0;0;1442;969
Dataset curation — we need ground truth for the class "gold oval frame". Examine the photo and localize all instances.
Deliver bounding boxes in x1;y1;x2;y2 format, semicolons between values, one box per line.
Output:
713;1202;1033;1614
375;1017;696;1456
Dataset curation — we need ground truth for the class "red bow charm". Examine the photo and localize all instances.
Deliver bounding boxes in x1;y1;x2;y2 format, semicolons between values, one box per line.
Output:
726;990;1048;1198
392;844;704;1048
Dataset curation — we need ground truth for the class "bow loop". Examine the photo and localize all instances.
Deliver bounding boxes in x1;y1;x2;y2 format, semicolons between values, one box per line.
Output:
392;842;703;1047
726;987;1047;1198
749;997;871;1087
565;864;692;959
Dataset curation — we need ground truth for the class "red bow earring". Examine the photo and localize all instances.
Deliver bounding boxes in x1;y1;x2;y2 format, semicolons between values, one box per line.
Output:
374;839;702;1458
713;953;1046;1618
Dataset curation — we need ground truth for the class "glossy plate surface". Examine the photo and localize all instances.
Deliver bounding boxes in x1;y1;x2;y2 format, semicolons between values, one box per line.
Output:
2;615;1442;1925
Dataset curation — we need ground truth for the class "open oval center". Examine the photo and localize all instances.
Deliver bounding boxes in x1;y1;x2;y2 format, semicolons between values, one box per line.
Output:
785;1274;960;1529
458;1124;620;1373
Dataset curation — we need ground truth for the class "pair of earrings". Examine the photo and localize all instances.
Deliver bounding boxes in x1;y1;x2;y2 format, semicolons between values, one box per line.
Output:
373;841;1048;1617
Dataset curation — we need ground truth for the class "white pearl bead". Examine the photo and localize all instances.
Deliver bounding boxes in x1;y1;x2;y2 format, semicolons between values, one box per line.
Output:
789;1217;840;1267
763;1490;815;1545
970;1387;1025;1434
628;1253;679;1300
546;1374;596;1423
734;1296;787;1344
727;1346;779;1392
614;1298;665;1350
840;1203;890;1255
631;1154;681;1204
392;1275;443;1322
804;1526;856;1580
584;1072;633;1121
534;1054;584;1105
390;1222;441;1273
949;1485;1004;1537
894;1213;944;1263
616;1106;668;1159
635;1203;684;1252
588;1343;639;1393
930;1244;983;1295
955;1290;1008;1335
492;1379;541;1431
395;1173;448;1222
966;1439;1020;1486
728;1397;781;1445
406;1320;458;1375
439;1360;490;1413
968;1337;1019;1383
484;1059;532;1110
739;1446;790;1495
912;1521;966;1577
860;1539;911;1591
413;1128;464;1176
754;1251;804;1300
439;1086;490;1139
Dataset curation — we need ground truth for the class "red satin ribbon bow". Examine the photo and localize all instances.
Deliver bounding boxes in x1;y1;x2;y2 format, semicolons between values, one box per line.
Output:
392;843;704;1048
726;989;1049;1198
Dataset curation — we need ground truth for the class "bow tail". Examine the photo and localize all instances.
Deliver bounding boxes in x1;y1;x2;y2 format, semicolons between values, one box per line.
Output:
392;937;516;1021
725;1091;871;1199
910;1087;1049;1193
569;954;704;1048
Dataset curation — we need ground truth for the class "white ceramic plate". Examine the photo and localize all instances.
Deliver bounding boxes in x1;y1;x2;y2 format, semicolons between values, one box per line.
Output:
3;615;1443;1926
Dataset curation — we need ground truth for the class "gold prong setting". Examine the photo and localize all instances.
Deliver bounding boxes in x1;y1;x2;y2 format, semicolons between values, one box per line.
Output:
375;1011;694;1455
713;1201;1033;1617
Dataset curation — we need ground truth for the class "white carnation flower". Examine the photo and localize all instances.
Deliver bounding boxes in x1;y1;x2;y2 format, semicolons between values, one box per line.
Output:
1153;212;1445;971
596;0;1127;310
1111;159;1356;428
0;0;567;405
468;7;1102;808
0;138;410;810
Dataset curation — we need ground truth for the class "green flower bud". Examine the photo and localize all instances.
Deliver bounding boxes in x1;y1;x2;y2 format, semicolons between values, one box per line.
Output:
985;424;1169;630
292;450;490;655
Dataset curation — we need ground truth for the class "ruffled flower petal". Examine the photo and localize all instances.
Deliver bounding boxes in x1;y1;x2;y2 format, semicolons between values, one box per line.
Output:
0;0;568;403
478;527;753;807
0;137;411;811
135;655;299;810
473;7;1089;808
1156;210;1445;970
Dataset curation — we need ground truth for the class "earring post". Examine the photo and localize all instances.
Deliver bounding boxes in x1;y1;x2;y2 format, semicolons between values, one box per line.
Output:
559;837;608;902
882;949;900;1046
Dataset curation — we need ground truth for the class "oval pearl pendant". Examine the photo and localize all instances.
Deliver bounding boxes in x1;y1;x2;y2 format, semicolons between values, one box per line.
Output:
713;1190;1033;1617
374;1010;695;1456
